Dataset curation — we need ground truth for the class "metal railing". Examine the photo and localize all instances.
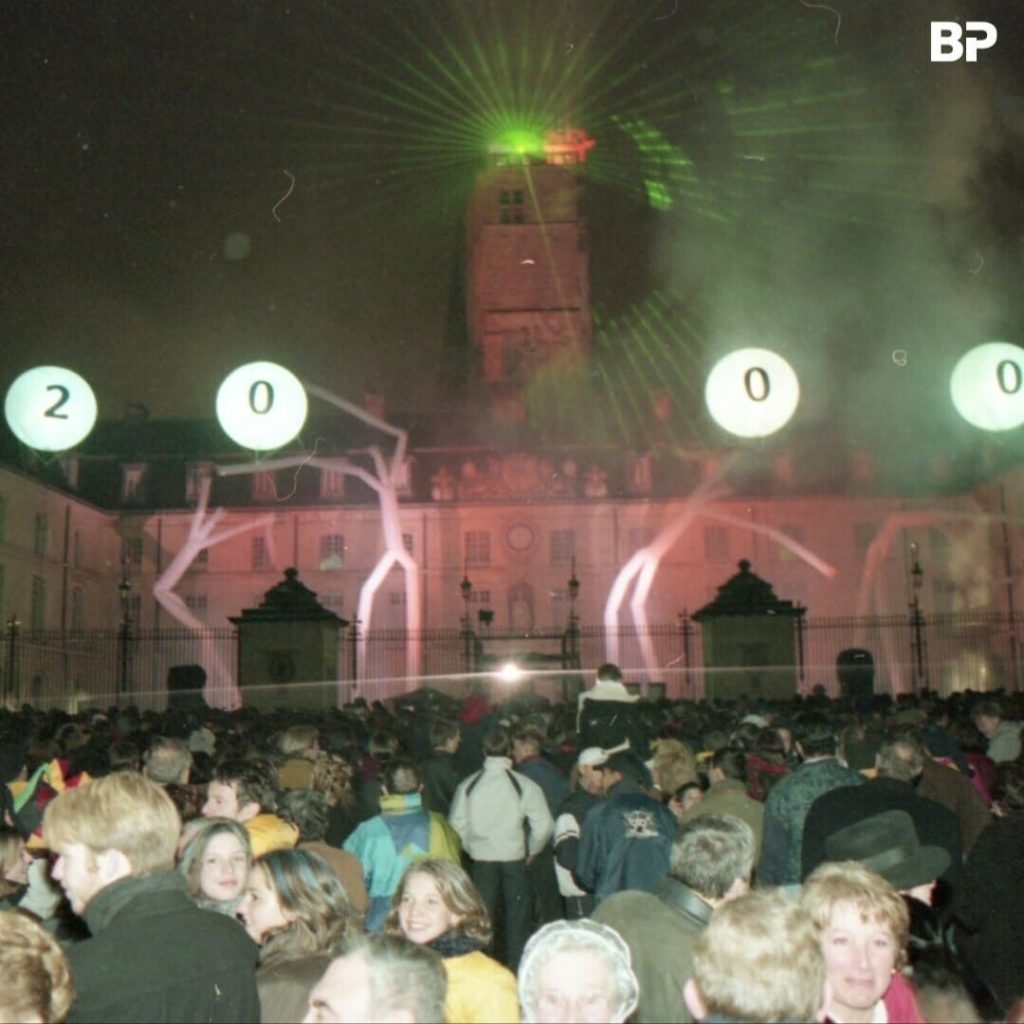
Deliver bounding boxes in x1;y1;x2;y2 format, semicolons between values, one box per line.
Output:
1;610;1020;711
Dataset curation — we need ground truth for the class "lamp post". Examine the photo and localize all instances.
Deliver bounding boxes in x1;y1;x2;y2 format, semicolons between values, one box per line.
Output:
3;614;20;705
909;542;928;693
460;573;473;673
118;557;133;701
566;558;580;662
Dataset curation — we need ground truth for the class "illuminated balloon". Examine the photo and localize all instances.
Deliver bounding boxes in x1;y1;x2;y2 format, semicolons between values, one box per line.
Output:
4;366;98;451
950;341;1024;432
704;348;800;438
215;361;307;450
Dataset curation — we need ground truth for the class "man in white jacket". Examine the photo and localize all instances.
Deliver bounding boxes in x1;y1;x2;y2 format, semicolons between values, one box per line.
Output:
448;727;554;968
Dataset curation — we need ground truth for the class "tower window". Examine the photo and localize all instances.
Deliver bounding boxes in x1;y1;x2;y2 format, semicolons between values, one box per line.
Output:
499;189;525;223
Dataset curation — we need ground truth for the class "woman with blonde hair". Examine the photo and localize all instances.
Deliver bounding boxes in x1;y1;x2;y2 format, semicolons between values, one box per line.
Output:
800;860;924;1023
385;858;519;1023
177;817;252;918
239;848;361;1024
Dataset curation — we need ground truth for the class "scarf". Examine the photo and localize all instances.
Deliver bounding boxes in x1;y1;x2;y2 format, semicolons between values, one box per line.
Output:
426;930;487;959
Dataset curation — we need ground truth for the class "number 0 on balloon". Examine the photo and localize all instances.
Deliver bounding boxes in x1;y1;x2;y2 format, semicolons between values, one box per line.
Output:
215;361;308;450
704;348;800;438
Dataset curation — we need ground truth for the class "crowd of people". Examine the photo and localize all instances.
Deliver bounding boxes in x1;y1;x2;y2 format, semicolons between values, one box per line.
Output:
1;662;1022;1023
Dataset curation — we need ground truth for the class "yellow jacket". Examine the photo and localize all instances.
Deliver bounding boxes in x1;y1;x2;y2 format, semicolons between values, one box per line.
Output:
443;951;520;1024
245;813;299;857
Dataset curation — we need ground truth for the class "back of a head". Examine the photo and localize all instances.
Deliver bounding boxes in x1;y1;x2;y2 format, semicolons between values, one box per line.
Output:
278;724;320;758
383;757;421;796
795;713;837;758
0;910;75;1024
876;736;925;783
711;747;747;782
43;771;180;875
144;736;193;785
670;814;755;901
278;788;329;841
596;663;623;684
690;888;825;1023
482;727;511;759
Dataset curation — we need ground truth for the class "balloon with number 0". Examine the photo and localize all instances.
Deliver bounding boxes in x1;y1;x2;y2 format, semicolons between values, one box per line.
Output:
950;341;1024;432
704;348;800;438
215;361;308;450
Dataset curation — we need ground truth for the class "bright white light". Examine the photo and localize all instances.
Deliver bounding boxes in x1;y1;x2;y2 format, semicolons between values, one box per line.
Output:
4;366;98;451
216;361;307;450
950;341;1024;432
704;348;800;438
497;662;523;683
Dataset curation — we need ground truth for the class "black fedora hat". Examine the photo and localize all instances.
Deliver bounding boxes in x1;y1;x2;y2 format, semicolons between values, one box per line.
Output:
824;809;950;890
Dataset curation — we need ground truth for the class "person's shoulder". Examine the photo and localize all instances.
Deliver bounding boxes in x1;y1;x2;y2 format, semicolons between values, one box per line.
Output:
593;887;659;919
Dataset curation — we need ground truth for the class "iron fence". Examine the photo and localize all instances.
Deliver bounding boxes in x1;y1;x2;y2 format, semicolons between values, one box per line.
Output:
1;611;1020;712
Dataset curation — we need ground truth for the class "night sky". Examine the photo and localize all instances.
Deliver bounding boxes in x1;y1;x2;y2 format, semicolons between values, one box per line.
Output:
2;1;1023;473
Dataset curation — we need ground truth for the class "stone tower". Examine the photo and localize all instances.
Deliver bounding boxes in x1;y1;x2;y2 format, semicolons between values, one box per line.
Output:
465;128;595;420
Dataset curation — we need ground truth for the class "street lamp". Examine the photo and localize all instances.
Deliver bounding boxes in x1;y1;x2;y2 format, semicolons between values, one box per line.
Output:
118;557;133;700
565;558;581;666
460;573;473;672
909;542;928;693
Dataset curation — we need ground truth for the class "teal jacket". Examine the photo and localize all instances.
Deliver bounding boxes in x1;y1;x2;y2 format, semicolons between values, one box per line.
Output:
344;793;461;930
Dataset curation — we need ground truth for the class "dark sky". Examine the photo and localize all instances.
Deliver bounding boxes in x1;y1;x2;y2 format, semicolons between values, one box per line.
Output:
2;0;1023;467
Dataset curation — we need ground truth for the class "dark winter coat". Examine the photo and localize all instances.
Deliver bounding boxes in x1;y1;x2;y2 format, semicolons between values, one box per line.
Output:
758;756;864;885
576;779;676;903
66;870;259;1024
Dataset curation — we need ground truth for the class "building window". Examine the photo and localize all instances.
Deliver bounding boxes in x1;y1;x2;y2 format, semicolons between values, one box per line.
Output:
388;591;406;607
320;467;346;499
128;593;142;625
403;533;414;555
121;465;145;503
319;534;346;570
551;529;576;565
465;531;491;568
703;526;730;562
193;546;209;569
499;189;525;223
73;530;82;569
122;537;143;569
854;522;876;557
252;536;271;571
252;471;276;501
184;594;208;618
70;586;85;631
0;564;5;622
30;576;46;631
321;592;344;614
0;495;6;543
33;514;48;557
470;588;491;606
778;525;806;562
